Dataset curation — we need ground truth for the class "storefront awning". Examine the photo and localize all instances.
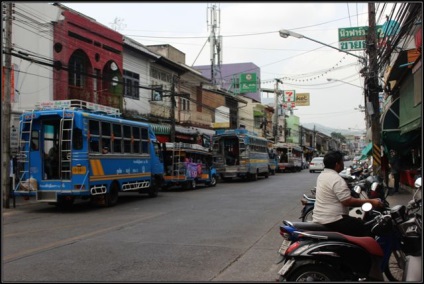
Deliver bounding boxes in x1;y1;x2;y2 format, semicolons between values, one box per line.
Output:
360;142;372;160
150;123;171;135
380;96;421;154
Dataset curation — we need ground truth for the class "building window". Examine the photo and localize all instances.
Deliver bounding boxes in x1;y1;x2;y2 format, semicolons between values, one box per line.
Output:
68;50;87;87
181;98;190;111
150;67;172;84
123;70;140;99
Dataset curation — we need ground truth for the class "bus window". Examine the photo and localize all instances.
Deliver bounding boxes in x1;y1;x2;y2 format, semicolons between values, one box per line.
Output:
123;125;131;153
101;122;111;152
141;127;148;153
73;128;83;150
113;123;122;153
89;120;100;153
31;130;39;151
133;127;141;154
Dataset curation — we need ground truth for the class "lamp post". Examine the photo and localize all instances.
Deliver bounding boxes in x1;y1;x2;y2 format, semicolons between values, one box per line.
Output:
279;29;367;65
326;78;364;90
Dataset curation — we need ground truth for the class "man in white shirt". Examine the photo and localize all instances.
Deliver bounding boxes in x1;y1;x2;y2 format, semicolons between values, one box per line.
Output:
313;151;383;236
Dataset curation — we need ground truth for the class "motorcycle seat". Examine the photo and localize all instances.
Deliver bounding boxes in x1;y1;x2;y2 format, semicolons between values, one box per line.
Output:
303;231;384;257
290;221;327;231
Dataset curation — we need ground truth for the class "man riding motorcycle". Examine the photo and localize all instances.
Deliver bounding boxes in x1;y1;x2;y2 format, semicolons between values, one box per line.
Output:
312;150;384;236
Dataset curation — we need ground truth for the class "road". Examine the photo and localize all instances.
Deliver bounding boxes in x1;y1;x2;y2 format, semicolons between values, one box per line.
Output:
2;167;411;282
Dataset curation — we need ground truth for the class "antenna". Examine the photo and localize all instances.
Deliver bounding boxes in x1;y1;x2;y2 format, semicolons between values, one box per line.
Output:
207;3;222;87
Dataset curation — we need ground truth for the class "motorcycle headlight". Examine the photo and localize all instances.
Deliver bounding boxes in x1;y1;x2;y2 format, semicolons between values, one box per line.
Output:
371;182;379;192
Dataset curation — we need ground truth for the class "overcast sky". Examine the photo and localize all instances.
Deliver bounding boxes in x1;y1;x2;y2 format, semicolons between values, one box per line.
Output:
63;2;392;131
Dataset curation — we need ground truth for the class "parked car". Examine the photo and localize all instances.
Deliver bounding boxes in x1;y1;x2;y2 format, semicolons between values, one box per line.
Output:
309;157;324;173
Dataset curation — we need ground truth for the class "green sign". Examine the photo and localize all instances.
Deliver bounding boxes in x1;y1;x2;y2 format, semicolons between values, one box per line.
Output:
338;25;383;51
239;73;258;93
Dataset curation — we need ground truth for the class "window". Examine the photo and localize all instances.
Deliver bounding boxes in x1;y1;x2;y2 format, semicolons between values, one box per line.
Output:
113;124;122;153
123;70;140;99
89;120;100;152
181;98;190;111
68;51;87;87
123;125;132;153
101;122;111;152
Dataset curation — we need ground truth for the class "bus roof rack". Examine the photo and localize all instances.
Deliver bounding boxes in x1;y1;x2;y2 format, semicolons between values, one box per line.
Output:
165;142;210;152
35;100;121;116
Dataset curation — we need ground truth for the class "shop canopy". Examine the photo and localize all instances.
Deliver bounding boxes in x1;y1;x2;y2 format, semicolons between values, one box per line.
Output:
360;142;372;160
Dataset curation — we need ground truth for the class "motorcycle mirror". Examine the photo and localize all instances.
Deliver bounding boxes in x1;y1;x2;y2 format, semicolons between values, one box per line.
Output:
362;202;373;212
354;185;362;194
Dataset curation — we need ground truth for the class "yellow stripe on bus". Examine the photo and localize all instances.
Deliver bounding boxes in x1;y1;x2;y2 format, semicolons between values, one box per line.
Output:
90;172;152;182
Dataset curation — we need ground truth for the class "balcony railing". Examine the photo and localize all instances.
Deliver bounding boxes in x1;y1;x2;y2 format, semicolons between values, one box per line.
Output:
68;86;121;109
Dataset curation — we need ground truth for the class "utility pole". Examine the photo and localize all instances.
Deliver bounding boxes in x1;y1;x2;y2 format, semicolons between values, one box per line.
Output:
273;79;282;143
170;75;177;142
367;3;382;175
2;2;13;208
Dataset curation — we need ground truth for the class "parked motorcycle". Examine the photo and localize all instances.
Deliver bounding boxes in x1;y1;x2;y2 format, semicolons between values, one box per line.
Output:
277;177;422;281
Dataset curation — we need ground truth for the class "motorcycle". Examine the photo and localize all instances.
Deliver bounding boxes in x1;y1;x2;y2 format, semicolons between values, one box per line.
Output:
277;177;422;281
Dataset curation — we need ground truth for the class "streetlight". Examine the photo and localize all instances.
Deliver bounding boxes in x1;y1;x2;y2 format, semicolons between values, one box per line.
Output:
279;29;367;65
327;78;364;90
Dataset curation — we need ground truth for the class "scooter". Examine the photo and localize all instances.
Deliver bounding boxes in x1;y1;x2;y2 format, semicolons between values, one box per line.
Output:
277;177;422;281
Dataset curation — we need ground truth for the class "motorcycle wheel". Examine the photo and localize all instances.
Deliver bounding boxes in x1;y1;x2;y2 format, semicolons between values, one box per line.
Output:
384;249;405;281
283;264;341;281
302;209;314;222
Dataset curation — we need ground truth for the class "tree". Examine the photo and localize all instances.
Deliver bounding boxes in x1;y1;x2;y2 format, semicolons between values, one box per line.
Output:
331;132;346;143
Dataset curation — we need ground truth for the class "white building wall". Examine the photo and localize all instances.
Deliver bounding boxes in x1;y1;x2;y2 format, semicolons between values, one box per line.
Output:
122;48;151;114
9;3;62;113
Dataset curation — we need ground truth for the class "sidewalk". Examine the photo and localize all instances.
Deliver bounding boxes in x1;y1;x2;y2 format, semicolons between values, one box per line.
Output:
386;184;416;207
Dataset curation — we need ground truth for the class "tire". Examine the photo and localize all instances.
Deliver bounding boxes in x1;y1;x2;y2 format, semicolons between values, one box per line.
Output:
285;263;341;281
302;209;314;222
148;181;159;198
56;196;74;209
310;170;314;173
250;171;258;181
185;179;196;190
106;182;119;207
384;249;405;281
209;175;217;187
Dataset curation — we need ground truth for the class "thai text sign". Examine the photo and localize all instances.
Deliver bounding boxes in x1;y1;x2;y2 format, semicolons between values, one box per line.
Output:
338;25;383;51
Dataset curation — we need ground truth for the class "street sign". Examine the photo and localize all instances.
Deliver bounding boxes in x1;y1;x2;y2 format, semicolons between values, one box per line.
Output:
239;73;258;93
338;25;383;51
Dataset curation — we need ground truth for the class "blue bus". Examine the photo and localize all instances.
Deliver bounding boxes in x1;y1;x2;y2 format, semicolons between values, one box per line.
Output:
14;100;164;208
212;129;270;181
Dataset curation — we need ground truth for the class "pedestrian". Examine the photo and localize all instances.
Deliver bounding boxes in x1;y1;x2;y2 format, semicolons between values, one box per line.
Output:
389;149;401;194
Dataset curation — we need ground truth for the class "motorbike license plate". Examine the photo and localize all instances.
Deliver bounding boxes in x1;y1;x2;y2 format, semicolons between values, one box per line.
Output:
278;239;291;255
278;258;295;276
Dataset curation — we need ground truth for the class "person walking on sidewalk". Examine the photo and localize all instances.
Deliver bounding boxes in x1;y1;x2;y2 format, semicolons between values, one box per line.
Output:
389;149;401;194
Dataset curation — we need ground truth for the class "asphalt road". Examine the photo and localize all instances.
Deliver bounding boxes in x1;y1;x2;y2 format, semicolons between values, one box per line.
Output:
2;168;414;282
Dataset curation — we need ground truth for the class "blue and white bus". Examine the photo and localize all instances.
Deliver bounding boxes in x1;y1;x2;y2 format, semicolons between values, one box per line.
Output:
14;100;164;208
212;129;270;181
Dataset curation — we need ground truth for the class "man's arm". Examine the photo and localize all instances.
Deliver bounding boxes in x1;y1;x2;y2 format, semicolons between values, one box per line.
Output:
341;197;383;209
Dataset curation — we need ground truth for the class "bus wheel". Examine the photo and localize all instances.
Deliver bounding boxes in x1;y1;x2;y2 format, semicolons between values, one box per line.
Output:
56;196;74;209
106;182;119;207
190;179;196;189
250;171;258;181
148;181;159;198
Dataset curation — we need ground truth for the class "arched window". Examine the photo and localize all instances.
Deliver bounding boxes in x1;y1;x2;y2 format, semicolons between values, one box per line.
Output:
68;50;89;87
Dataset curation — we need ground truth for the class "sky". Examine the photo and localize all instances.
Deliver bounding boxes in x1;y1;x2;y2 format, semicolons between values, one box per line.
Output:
62;2;393;132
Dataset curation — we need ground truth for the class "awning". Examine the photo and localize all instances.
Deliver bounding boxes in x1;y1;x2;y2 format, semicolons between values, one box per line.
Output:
360;142;372;160
380;96;421;154
150;123;171;135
